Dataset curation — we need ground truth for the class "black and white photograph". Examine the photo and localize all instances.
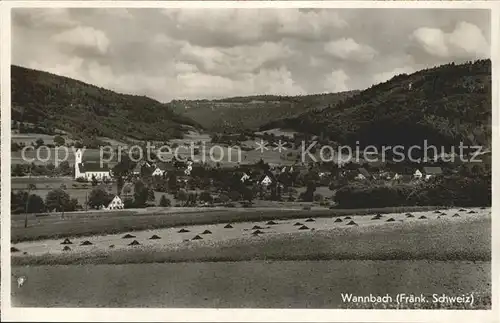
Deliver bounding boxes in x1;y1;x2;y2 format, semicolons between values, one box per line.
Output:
1;1;498;321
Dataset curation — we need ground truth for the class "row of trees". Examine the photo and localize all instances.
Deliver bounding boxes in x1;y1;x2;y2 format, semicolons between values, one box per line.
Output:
12;161;73;177
335;172;491;208
11;189;79;215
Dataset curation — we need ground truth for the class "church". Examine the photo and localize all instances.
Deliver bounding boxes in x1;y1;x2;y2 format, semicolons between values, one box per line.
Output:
74;149;111;181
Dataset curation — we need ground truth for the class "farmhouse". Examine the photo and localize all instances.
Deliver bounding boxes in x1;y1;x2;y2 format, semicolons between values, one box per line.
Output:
106;195;124;210
74;149;111;181
152;164;169;177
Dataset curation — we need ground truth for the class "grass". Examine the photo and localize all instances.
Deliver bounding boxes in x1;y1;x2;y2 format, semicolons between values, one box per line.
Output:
11;205;443;243
12;217;490;266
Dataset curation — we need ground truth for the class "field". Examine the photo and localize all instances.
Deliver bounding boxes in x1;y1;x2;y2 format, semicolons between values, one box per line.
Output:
11;260;490;308
11;211;490;264
11;213;491;308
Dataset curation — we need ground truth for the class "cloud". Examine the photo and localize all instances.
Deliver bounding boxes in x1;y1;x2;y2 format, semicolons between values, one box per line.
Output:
324;38;377;62
52;26;110;55
412;21;489;59
179;41;294;76
161;9;346;46
14;8;77;28
324;69;350;92
11;8;491;101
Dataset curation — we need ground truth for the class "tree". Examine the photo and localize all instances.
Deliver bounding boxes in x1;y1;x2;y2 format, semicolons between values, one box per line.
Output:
133;180;149;207
199;191;212;203
13;192;46;214
35;138;45;148
53;135;65;146
159;195;171;207
88;187;111;209
45;189;71;215
241;186;254;203
219;193;230;205
12;164;27;177
228;190;241;202
176;189;188;206
168;173;179;192
147;189;156;201
57;160;72;176
67;198;80;211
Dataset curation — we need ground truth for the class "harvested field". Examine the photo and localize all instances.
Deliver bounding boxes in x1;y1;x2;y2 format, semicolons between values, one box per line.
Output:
11;209;490;265
11;205;445;243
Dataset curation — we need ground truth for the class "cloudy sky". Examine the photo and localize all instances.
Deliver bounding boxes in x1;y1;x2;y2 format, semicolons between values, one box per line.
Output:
12;8;490;102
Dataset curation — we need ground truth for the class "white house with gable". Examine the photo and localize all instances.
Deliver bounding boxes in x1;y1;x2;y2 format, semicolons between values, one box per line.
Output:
74;149;111;181
106;195;124;210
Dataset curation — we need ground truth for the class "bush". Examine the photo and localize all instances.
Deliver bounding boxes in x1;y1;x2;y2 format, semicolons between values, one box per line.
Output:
159;195;171;207
123;198;135;209
76;177;88;183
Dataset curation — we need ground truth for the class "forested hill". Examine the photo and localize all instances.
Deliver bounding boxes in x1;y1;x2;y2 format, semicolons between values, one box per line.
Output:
169;91;359;132
263;59;492;149
11;65;201;142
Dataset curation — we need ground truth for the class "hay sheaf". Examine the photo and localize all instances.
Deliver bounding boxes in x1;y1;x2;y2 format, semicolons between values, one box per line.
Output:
61;238;73;245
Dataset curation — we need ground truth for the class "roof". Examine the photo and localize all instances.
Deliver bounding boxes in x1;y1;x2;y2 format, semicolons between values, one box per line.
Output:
78;162;110;173
422;167;443;175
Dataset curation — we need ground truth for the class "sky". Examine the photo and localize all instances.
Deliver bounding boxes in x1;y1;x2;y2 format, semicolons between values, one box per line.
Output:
12;8;491;103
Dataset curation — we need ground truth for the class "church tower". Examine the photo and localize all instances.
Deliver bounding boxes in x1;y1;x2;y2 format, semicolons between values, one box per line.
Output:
74;149;83;179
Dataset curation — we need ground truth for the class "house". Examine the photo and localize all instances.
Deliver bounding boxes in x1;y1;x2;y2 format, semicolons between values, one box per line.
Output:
74;149;111;181
422;166;443;180
259;171;277;186
393;173;402;180
260;175;273;186
106;195;124;210
413;169;423;179
240;172;250;183
151;163;169;177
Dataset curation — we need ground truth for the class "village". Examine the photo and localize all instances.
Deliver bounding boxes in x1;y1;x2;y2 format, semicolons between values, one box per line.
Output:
11;135;478;215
